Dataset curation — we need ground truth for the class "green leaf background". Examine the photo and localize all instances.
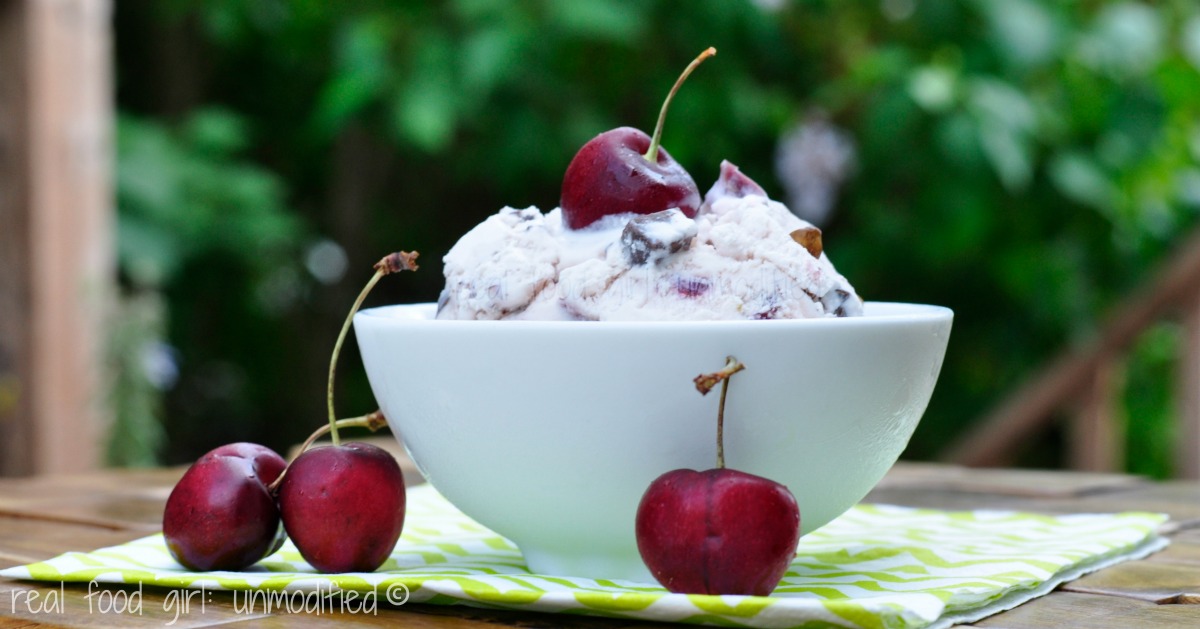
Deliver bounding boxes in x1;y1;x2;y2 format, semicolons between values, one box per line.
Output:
112;0;1200;477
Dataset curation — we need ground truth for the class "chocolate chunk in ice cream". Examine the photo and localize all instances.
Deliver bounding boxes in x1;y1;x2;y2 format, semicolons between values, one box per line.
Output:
820;288;863;317
620;208;698;266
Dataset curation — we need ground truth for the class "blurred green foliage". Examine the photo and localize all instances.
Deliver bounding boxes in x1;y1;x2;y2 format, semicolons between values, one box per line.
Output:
113;0;1200;475
111;110;305;463
117;111;301;289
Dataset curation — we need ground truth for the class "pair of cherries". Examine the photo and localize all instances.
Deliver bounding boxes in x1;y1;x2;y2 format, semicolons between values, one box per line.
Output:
163;437;403;573
163;254;418;573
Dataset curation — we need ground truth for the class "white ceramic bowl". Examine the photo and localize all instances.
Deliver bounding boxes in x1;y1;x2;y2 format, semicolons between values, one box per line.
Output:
354;302;952;582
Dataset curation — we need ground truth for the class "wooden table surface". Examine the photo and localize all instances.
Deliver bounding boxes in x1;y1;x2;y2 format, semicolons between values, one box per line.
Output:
2;446;1199;628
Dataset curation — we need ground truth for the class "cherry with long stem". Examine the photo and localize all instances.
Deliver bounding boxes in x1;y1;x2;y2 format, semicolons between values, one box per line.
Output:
560;47;714;229
644;47;716;164
637;356;799;595
326;251;418;445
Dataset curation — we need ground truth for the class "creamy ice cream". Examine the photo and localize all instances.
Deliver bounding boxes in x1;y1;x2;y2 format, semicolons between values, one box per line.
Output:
436;161;862;321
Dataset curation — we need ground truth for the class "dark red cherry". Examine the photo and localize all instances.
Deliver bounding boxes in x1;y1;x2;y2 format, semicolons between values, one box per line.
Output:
560;48;715;230
277;442;406;573
163;443;287;571
635;357;801;595
561;127;700;230
636;468;800;595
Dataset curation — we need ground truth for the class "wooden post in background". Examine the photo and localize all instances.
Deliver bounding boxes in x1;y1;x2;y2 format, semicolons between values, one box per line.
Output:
1177;295;1200;479
0;0;113;475
1068;358;1125;473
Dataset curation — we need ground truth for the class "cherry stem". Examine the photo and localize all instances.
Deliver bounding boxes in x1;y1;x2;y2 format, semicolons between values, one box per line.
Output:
644;47;716;164
327;251;419;445
268;410;389;494
694;356;745;470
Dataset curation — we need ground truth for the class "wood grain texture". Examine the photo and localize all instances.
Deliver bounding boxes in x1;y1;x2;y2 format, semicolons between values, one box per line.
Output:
1059;560;1200;604
2;463;1198;626
874;463;1145;497
972;592;1200;628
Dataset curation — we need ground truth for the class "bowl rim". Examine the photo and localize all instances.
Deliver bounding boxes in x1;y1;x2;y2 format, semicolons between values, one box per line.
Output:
354;301;953;328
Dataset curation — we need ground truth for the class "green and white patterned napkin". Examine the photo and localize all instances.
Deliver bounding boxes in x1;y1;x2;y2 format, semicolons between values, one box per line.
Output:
0;484;1167;629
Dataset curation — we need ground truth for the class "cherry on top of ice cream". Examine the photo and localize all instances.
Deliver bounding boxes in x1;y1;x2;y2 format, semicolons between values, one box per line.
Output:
560;127;701;230
560;48;715;230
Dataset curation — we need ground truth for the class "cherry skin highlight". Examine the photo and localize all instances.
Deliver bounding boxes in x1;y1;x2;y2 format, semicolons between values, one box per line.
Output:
209;442;287;484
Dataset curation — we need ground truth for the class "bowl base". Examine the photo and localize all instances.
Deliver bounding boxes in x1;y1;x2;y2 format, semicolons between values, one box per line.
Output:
520;545;656;584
